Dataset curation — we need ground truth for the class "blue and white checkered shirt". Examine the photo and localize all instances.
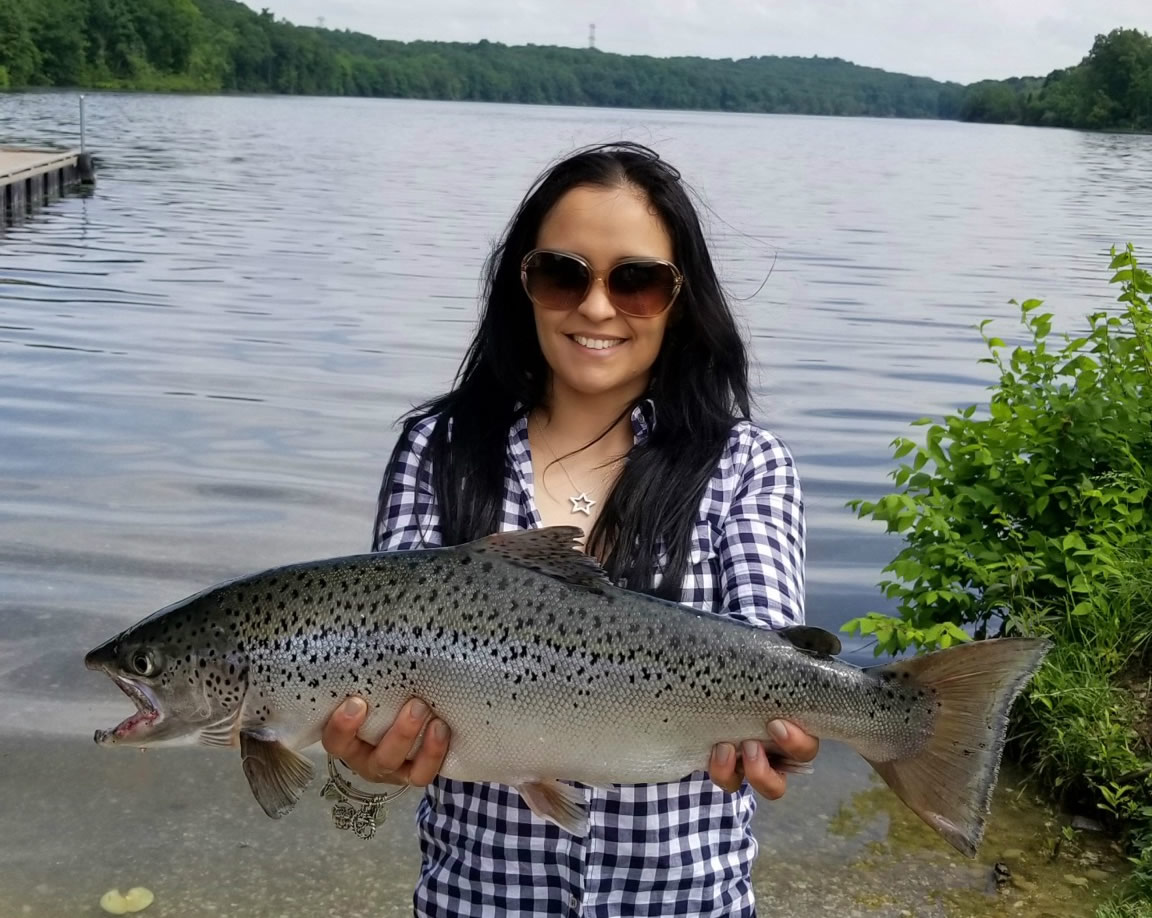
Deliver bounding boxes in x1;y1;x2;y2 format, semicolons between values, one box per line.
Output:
372;402;805;918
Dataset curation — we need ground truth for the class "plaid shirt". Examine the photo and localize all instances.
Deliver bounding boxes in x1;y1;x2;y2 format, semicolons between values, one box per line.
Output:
372;402;806;918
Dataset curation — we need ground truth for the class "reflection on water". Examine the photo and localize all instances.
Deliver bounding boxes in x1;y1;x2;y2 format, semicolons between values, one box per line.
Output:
1;92;1150;913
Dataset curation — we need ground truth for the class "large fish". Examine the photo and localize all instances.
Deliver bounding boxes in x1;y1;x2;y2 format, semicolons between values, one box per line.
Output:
85;526;1048;856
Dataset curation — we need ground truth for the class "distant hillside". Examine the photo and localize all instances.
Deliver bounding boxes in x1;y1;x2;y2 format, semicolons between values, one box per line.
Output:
0;0;1148;132
0;0;964;117
958;28;1152;131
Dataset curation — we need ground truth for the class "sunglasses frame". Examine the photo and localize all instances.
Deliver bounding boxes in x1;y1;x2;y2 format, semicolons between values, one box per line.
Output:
519;248;684;318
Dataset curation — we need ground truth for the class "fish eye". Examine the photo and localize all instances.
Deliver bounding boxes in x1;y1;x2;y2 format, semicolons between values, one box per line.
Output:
129;651;161;677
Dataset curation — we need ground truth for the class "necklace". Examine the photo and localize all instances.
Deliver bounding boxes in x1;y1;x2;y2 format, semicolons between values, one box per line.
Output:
534;422;598;516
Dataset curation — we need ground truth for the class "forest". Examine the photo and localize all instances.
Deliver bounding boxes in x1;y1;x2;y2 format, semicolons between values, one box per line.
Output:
961;28;1152;131
1;0;1150;132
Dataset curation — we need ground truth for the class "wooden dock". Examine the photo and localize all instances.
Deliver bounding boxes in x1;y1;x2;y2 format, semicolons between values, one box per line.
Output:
1;147;95;225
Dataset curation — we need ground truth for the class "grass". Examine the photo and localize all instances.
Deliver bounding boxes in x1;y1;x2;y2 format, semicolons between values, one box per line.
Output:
1005;546;1152;917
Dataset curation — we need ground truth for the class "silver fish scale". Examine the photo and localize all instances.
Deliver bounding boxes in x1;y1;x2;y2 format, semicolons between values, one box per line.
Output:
213;548;938;785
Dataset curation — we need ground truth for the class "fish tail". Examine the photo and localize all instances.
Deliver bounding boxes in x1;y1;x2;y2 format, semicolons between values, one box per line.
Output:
862;636;1049;858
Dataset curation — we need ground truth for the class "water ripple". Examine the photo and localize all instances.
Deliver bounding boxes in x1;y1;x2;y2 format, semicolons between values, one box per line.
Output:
1;92;1151;706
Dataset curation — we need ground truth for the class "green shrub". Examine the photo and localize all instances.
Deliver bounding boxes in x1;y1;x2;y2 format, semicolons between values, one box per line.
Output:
842;245;1152;880
845;244;1152;656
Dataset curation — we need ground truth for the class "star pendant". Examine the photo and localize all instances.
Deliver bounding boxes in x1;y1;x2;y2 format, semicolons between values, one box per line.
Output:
569;492;596;516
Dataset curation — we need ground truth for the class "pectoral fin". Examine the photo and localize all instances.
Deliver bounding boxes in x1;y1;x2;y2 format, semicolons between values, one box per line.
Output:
239;727;315;819
516;779;589;835
199;716;239;748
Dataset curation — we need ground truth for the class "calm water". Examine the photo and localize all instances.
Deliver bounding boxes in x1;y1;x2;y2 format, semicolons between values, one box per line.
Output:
0;92;1148;915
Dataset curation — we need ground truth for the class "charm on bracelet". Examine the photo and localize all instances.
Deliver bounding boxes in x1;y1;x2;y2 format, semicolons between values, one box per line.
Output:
321;754;410;840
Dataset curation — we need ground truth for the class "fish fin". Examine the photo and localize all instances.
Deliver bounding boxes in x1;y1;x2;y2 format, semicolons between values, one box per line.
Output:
862;637;1050;858
466;527;611;590
239;727;315;819
516;779;589;835
778;625;842;658
766;754;816;776
199;708;244;748
198;719;238;748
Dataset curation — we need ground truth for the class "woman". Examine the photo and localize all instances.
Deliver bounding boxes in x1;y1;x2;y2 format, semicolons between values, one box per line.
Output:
322;142;818;916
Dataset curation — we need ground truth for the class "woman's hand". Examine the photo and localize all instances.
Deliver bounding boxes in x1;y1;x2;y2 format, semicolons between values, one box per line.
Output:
321;696;451;786
707;720;819;799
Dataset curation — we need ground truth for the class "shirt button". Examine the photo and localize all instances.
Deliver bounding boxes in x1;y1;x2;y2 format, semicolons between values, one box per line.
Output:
569;894;581;911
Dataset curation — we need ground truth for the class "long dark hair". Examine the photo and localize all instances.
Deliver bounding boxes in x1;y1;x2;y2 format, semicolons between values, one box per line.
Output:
377;141;751;599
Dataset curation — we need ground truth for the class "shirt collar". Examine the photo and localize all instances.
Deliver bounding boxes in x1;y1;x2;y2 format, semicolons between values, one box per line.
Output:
510;397;656;451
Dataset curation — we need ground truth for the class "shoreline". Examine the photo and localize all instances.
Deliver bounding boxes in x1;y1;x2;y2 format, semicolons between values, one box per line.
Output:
0;731;1123;917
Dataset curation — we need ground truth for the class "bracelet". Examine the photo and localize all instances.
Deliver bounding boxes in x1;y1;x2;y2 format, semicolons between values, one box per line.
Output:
320;754;410;840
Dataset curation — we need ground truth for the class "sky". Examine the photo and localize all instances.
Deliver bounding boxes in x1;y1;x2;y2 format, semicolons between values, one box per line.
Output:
250;0;1152;85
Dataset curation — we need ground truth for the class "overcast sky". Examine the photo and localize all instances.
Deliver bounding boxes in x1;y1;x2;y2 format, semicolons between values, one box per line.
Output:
252;0;1152;84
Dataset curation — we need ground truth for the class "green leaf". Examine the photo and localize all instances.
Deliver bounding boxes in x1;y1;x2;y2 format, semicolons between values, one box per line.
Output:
1062;532;1087;552
891;438;916;459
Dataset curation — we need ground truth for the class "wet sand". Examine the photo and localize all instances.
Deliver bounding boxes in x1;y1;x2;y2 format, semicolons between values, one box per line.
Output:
0;730;1123;918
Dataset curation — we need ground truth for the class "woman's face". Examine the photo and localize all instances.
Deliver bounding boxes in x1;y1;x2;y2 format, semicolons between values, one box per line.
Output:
531;184;674;406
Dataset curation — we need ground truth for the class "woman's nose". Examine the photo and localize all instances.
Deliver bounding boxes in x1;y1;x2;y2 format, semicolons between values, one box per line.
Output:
576;275;616;321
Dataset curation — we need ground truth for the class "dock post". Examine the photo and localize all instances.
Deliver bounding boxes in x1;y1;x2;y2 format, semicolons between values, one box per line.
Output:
8;179;25;223
78;154;96;184
77;95;96;184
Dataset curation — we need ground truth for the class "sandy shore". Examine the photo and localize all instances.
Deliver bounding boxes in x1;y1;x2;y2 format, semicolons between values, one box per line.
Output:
0;728;1122;918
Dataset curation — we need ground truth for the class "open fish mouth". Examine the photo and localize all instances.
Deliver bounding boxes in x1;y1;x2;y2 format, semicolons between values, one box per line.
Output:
94;675;162;745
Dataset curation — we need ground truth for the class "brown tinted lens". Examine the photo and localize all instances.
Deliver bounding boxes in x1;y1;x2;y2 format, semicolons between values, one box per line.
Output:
523;252;590;310
607;261;678;316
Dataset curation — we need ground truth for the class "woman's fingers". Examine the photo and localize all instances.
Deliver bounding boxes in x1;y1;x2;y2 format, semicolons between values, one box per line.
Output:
767;719;820;764
361;697;431;778
406;719;451;787
708;721;821;799
707;742;742;793
740;740;787;800
321;696;448;786
320;696;375;765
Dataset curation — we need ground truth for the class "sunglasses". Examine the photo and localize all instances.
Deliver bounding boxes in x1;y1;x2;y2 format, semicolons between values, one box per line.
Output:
520;249;683;318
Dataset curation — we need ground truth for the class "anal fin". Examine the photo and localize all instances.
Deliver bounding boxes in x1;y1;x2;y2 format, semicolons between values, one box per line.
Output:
517;779;589;835
766;755;816;776
239;727;315;819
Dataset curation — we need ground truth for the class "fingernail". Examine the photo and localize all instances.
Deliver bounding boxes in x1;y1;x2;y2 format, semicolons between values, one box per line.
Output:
768;720;790;742
339;697;365;718
432;720;449;742
715;743;734;766
408;699;429;722
742;740;760;761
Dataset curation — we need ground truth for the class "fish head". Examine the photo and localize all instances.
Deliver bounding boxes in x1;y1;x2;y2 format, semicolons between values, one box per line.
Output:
85;598;248;748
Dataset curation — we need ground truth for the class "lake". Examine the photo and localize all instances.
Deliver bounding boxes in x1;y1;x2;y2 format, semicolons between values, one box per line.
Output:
1;92;1148;916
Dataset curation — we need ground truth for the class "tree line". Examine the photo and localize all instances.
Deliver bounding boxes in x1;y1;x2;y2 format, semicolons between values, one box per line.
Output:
960;28;1152;131
1;0;1149;132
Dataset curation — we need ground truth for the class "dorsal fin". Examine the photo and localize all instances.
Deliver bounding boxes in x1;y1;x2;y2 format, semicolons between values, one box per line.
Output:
778;625;842;658
463;527;611;590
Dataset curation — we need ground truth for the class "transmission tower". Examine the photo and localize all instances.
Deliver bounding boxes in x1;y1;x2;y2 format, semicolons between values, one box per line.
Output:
589;23;596;50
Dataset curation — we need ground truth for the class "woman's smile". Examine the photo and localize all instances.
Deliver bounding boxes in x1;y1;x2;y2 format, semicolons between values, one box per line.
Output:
568;333;627;352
